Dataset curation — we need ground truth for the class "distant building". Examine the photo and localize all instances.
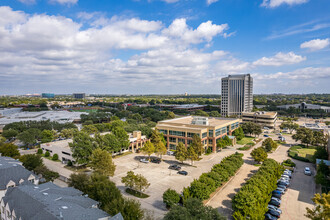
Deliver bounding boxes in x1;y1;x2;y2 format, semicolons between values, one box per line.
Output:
300;122;328;132
0;108;22;117
156;116;240;152
242;111;278;128
221;74;253;116
40;131;148;164
277;102;330;113
42;93;55;98
0;156;38;201
0;182;113;220
157;104;206;111
73;93;86;99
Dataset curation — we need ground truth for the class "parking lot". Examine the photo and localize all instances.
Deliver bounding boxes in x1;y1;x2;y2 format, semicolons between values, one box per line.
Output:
111;147;243;218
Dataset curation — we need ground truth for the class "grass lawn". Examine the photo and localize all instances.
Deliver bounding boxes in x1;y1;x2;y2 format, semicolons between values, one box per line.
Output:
296;148;316;160
237;137;255;145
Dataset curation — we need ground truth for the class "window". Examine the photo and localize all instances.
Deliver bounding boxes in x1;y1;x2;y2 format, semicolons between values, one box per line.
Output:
187;139;193;145
159;129;168;135
215;128;221;136
169;137;176;143
209;139;213;145
208;130;213;137
187;132;199;138
169;144;176;150
62;151;71;156
178;138;185;143
202;132;207;138
169;130;185;137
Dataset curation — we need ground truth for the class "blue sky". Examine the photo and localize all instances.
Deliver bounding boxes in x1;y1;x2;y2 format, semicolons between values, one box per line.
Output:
0;0;329;95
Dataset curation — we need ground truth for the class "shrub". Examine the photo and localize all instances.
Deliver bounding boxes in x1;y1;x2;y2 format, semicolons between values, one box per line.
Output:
44;151;50;157
37;148;43;154
163;189;180;208
67;160;73;166
206;147;212;154
282;159;296;167
52;154;59;161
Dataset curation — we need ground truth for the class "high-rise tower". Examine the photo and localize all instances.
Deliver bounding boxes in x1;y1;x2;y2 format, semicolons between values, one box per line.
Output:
221;74;253;116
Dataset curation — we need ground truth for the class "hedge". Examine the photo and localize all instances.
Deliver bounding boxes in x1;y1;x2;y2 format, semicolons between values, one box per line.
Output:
232;159;283;220
185;152;244;201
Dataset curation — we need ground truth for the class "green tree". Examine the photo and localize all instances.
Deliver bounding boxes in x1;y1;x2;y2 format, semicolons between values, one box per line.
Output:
175;142;187;163
315;160;330;187
112;126;130;152
2;129;18;140
82;124;99;134
163;189;180;208
52;153;59;161
280;121;299;134
305;193;330;220
209;111;222;117
250;147;268;163
34;165;59;182
89;148;116;177
135;173;150;194
0;143;20;158
68;173;91;193
141;141;155;161
187;146;198;165
151;129;167;159
194;110;209;117
262;138;278;152
102;133;121;153
232;127;244;141
293;127;314;147
59;128;78;139
17;128;41;146
20;154;44;170
69;132;96;165
122;171;136;189
122;171;150;195
37;148;43;154
45;151;50;157
41;129;54;143
190;134;204;156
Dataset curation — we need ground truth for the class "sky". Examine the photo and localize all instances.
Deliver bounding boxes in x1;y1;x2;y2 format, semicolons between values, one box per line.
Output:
0;0;329;95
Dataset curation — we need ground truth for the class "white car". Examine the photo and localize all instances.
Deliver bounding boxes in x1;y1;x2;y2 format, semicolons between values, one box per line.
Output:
268;204;282;214
140;158;149;163
304;167;312;176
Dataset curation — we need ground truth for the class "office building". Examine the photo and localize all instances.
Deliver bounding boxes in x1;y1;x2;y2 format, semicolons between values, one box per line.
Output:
277;102;330;113
0;182;114;220
0;156;38;201
242;111;277;128
221;74;253;116
156;116;240;152
42;93;55;98
73;93;86;99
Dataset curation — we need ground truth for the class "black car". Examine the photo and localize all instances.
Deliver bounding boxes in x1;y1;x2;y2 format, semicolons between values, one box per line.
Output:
169;165;181;170
277;185;287;191
277;181;289;187
177;170;188;176
269;200;280;207
267;209;281;218
151;158;161;164
272;193;282;199
265;213;278;220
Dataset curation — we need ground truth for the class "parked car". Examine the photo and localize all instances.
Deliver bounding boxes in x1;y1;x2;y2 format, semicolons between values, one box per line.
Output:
276;133;282;136
279;177;290;182
271;197;281;203
272;193;282;199
275;188;285;193
150;158;161;164
282;174;291;179
140;158;149;163
267;209;281;218
272;190;283;195
177;170;188;176
277;181;289;187
304;167;312;176
265;213;278;220
277;185;287;191
169;164;181;170
269;199;281;207
268;205;282;214
264;135;269;137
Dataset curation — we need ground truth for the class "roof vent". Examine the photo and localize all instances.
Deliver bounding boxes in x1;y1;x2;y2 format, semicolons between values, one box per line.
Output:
34;186;39;189
61;206;68;209
43;193;48;195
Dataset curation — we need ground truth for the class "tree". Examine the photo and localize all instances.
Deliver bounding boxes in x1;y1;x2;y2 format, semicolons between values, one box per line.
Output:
217;140;225;152
41;129;54;143
223;135;232;146
122;171;136;189
164;198;226;220
190;134;204;156
68;173;91;193
187;146;198;165
52;153;59;161
121;171;150;195
89;148;116;177
250;147;268;163
241;122;261;137
45;151;50;157
175;142;187;163
0;143;20;158
293;127;314;147
232;127;244;141
151;129;167;159
37;148;43;154
34;165;59;182
69;132;96;165
0;136;5;145
59;128;78;139
2;129;18;140
194;110;209;117
102;133;121;153
262;138;278;152
315;160;330;187
305;193;330;220
209;111;222;117
163;189;180;208
280;121;299;134
135;173;150;194
82;124;98;134
20;154;44;171
112;126;130;152
17;128;41;146
141;141;155;161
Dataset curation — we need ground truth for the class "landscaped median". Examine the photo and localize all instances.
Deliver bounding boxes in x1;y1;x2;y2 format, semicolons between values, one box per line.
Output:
232;159;283;219
182;152;244;201
288;145;316;162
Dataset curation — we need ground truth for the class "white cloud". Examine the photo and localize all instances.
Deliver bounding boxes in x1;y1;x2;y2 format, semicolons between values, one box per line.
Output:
254;67;330;80
49;0;78;5
17;0;36;4
300;38;330;51
161;0;179;3
207;0;219;6
253;52;306;66
261;0;308;8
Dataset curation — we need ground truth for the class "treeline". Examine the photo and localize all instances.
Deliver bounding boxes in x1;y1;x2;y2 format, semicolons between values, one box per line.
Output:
183;153;244;201
232;159;283;219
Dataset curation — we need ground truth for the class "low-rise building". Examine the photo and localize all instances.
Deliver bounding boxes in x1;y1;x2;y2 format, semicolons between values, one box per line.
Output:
277;102;330;113
0;156;38;201
242;111;277;128
156;116;240;152
0;182;113;220
41;131;148;164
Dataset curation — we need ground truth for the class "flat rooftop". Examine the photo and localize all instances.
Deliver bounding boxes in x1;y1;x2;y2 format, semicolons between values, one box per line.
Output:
242;111;277;116
158;116;239;127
